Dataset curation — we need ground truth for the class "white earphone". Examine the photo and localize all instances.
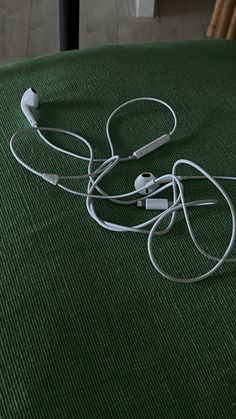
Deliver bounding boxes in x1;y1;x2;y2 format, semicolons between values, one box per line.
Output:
134;172;157;195
10;88;236;283
20;88;39;127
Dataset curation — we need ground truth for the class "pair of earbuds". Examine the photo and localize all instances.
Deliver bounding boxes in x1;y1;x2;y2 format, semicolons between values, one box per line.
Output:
10;88;236;283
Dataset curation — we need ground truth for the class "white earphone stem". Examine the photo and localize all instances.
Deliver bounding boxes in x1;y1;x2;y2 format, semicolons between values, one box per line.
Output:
21;88;39;127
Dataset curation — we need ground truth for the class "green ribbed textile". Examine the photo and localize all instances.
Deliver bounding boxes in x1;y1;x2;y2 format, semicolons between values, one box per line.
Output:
1;40;236;419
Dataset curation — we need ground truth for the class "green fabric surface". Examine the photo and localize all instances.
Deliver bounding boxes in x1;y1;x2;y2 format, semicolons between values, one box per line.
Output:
1;40;236;418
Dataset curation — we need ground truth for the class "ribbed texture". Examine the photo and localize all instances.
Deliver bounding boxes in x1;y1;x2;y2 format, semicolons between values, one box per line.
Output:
1;40;236;418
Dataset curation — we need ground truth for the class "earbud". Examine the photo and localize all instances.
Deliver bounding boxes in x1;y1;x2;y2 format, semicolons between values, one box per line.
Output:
21;88;39;127
134;172;157;195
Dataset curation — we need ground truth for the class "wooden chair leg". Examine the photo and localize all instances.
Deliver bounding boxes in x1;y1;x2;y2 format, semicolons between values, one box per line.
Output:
207;0;223;37
215;0;236;38
226;5;236;39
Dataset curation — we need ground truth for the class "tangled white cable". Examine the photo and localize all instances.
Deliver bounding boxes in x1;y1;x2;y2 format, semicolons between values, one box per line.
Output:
10;89;236;283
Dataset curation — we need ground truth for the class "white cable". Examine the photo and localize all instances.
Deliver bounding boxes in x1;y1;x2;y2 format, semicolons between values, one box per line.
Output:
35;97;177;163
148;161;236;283
9;97;235;283
106;97;177;154
182;175;236;181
